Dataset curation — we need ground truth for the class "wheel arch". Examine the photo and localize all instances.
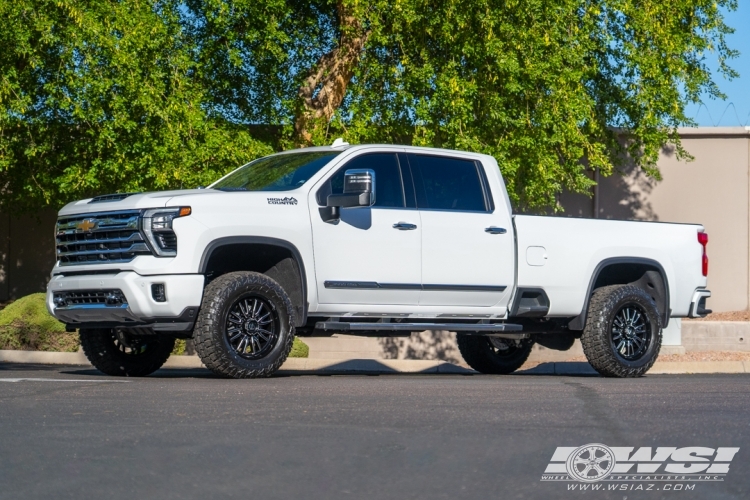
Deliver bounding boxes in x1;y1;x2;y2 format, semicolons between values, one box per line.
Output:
199;237;308;327
568;257;670;330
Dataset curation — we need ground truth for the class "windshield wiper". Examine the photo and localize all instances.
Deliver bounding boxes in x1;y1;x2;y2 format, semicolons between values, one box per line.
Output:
216;187;248;191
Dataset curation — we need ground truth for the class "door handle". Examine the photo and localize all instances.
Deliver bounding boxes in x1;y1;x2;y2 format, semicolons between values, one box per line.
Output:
485;227;507;234
393;222;418;230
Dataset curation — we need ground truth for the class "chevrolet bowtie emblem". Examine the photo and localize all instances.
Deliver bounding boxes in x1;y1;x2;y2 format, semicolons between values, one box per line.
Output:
77;219;97;232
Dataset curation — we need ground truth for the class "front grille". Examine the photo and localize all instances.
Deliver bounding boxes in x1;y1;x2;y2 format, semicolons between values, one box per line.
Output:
53;289;127;307
56;211;153;266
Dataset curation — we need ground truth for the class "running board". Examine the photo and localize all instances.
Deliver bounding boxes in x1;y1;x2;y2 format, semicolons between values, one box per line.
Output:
315;321;523;333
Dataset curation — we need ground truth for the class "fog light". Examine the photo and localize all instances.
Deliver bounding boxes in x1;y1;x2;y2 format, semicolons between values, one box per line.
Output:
151;284;166;302
104;292;123;305
53;294;66;308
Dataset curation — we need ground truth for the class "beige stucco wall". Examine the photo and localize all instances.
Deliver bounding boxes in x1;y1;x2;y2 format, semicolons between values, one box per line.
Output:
561;127;750;312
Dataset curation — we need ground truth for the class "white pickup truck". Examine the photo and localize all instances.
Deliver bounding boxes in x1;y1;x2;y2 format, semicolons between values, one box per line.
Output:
46;140;712;378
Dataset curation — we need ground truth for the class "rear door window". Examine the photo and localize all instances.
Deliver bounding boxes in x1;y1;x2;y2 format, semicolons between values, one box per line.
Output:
408;154;488;211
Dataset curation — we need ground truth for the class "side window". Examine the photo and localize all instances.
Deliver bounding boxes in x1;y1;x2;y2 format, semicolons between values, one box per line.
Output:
316;153;406;208
410;155;488;211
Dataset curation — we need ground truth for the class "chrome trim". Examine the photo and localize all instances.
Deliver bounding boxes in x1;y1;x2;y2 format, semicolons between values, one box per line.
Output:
57;213;139;233
55;232;144;247
56;210;153;266
57;242;150;258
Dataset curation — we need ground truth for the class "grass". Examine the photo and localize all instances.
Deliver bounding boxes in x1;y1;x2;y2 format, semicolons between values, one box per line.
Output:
0;293;79;352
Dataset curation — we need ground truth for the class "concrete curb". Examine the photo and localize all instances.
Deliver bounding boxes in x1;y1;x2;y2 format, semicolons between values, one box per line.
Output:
1;350;749;375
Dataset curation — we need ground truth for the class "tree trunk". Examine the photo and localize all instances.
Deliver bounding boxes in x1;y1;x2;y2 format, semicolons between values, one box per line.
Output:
294;2;369;145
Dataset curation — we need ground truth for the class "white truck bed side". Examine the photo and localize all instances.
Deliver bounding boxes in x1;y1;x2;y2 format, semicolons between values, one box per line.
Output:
513;215;707;318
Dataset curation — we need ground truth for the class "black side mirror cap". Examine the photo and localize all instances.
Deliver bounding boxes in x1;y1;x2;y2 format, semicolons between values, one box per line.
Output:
326;192;374;208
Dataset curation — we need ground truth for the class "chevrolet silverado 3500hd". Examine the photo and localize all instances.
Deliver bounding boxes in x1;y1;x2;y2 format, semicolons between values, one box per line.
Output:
47;140;712;378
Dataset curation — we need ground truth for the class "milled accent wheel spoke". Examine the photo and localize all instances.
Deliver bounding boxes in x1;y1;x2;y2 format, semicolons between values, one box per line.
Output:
225;295;279;360
611;303;652;361
257;312;273;324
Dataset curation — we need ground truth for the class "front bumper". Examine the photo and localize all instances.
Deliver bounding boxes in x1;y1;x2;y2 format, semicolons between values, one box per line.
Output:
688;288;712;318
46;272;204;331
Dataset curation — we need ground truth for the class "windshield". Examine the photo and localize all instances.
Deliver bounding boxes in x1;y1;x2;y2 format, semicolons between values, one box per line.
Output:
210;151;342;191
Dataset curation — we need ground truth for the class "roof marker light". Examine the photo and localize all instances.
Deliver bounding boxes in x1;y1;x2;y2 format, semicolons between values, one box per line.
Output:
331;138;350;149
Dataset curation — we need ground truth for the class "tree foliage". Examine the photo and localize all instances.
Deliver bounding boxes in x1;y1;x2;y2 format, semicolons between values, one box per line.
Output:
0;0;272;212
0;0;738;212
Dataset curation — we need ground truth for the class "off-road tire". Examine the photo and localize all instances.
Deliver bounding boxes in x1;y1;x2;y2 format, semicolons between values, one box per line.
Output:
80;329;175;377
193;271;295;378
581;285;662;378
456;335;534;374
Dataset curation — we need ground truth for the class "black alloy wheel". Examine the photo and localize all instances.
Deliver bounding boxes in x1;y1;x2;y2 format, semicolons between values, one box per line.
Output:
581;284;662;378
610;303;651;361
79;328;175;376
193;271;295;378
456;334;534;374
225;296;279;360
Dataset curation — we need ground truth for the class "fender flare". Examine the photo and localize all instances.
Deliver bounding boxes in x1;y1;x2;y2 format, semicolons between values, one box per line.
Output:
198;236;308;325
568;257;670;330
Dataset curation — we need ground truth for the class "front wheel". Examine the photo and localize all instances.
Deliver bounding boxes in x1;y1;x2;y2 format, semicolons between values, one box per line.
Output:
80;329;175;376
193;271;295;378
456;335;534;374
580;285;662;378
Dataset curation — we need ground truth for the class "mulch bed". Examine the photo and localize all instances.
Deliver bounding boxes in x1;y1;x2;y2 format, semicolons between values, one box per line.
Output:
684;310;750;322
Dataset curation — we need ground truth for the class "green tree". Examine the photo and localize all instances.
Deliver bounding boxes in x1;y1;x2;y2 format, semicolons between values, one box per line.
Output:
189;0;737;209
1;0;738;212
0;0;272;212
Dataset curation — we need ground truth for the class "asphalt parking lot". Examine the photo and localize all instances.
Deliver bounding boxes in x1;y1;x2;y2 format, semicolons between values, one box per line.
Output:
0;364;747;500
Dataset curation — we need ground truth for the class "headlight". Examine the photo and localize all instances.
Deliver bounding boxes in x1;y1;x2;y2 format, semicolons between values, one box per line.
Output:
142;207;191;257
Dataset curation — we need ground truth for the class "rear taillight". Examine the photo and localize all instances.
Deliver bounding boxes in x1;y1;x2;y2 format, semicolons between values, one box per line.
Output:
698;232;708;276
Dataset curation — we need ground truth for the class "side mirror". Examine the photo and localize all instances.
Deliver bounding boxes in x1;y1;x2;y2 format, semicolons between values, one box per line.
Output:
322;169;375;221
328;169;376;208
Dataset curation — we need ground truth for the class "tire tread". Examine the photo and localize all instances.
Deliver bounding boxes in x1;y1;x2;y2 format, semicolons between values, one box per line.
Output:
580;285;662;378
193;271;295;379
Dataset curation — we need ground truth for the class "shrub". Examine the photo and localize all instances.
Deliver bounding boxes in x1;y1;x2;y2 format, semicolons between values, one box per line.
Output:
0;293;79;352
290;337;309;358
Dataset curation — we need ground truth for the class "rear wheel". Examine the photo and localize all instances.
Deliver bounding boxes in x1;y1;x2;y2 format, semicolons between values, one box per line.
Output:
456;335;534;374
581;285;662;377
80;329;174;376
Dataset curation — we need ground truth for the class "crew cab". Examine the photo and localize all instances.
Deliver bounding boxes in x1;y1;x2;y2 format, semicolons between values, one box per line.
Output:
47;140;712;378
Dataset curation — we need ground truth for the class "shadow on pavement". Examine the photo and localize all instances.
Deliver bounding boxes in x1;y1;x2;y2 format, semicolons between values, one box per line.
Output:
2;360;601;379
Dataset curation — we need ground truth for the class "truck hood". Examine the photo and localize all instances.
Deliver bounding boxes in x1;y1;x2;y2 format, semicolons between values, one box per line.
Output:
58;188;227;216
